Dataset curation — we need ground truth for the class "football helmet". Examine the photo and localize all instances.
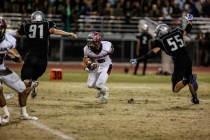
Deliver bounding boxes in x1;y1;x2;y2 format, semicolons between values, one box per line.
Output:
87;32;101;51
155;24;171;37
0;17;7;42
31;11;46;22
142;24;148;32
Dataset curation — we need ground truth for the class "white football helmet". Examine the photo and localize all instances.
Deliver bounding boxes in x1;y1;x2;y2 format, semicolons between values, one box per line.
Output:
31;11;46;22
142;24;148;32
155;24;171;37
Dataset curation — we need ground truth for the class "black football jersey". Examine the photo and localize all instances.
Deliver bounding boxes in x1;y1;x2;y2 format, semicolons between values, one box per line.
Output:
17;20;56;57
154;28;188;58
136;32;153;50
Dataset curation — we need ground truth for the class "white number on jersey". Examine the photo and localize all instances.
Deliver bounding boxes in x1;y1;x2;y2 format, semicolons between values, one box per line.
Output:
167;35;184;51
29;24;44;39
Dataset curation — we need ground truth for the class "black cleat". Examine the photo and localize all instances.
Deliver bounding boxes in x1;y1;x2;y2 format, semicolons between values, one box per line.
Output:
191;96;199;104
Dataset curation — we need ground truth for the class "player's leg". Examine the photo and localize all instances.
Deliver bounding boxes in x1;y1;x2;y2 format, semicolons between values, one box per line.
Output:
87;71;101;98
172;68;186;93
133;61;139;75
0;85;10;125
21;63;38;99
95;65;112;103
142;59;147;75
30;60;47;99
185;69;199;104
2;72;38;120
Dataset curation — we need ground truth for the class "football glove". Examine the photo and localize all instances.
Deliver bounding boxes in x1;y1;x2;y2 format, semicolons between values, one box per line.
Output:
130;59;137;64
185;13;193;21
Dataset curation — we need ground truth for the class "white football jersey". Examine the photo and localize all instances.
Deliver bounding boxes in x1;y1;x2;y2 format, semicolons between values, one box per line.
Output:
83;41;113;67
0;33;16;70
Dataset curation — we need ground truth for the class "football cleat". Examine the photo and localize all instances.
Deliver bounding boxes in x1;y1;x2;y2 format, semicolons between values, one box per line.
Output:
0;114;10;125
31;81;39;89
30;81;39;99
100;92;109;104
191;96;199;104
190;74;198;91
95;92;102;98
20;114;38;121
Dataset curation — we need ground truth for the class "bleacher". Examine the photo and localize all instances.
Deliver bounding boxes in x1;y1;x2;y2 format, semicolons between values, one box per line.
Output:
1;13;209;64
1;13;210;39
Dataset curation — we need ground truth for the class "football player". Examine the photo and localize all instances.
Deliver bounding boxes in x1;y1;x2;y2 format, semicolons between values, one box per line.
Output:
10;11;77;98
82;32;114;103
0;17;38;126
130;14;199;104
134;24;153;75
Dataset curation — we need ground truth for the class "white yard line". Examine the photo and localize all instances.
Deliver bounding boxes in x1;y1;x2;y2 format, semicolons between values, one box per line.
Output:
9;108;75;140
29;120;75;140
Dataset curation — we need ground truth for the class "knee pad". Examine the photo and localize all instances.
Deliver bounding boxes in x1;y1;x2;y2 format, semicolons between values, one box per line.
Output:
87;83;95;88
16;80;26;93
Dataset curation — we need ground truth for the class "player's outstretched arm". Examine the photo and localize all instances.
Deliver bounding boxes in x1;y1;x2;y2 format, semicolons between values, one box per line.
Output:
130;47;160;64
183;13;193;36
49;28;77;39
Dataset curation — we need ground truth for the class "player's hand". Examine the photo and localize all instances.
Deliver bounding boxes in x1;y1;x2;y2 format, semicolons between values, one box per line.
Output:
7;50;16;59
85;61;97;72
68;33;77;39
130;59;137;64
185;13;193;21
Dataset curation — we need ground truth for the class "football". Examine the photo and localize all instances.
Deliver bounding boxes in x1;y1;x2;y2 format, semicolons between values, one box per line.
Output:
86;60;97;71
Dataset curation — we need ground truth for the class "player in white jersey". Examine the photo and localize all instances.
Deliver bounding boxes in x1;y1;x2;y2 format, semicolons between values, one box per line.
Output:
0;17;38;126
82;32;114;103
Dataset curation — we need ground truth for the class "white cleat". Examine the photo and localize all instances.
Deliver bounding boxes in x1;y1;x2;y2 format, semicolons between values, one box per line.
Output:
31;81;39;89
95;92;102;98
4;93;15;100
100;92;109;104
30;81;39;99
0;114;10;125
20;114;38;121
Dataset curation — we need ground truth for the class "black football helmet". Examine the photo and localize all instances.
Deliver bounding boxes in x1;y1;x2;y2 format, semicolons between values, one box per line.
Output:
0;17;7;42
31;11;46;22
87;32;101;51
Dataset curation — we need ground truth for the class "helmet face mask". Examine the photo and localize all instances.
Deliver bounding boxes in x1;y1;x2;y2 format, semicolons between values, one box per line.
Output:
87;32;101;51
155;24;171;37
0;17;7;42
31;11;46;22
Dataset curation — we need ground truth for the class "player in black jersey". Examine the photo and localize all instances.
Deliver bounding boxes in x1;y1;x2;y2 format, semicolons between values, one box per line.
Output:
134;24;153;75
12;11;77;98
130;14;199;104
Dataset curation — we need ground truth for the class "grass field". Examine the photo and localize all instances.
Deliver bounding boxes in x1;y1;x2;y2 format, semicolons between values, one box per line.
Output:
0;69;210;140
